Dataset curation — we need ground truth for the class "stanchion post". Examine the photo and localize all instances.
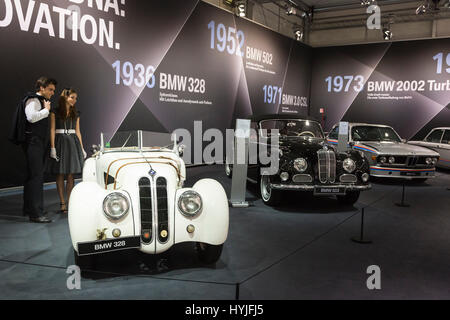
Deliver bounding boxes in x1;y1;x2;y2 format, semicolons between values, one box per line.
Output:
351;208;372;244
395;183;410;207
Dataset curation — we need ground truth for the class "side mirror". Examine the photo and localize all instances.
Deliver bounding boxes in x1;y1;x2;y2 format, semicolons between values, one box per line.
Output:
348;141;355;147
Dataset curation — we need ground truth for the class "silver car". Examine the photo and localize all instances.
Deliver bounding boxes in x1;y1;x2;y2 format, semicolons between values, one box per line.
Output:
408;127;450;169
327;123;440;180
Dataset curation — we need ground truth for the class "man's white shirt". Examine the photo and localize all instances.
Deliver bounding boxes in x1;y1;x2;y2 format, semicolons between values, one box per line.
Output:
25;93;49;123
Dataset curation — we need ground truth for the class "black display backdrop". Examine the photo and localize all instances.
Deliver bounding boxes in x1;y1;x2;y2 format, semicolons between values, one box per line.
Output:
0;0;312;188
310;39;450;139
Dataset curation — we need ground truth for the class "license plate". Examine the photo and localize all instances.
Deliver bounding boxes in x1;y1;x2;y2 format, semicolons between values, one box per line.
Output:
314;187;346;195
400;172;421;176
77;236;141;256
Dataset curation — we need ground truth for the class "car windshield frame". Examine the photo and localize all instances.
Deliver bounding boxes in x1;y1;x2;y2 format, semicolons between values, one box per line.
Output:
351;125;402;143
100;130;176;153
258;119;325;139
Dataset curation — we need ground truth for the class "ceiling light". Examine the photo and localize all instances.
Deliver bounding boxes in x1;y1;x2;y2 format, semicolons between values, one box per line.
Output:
294;27;303;41
382;26;392;40
286;6;297;15
236;0;246;17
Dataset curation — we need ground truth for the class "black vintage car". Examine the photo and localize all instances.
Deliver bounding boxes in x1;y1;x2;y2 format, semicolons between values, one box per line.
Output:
225;114;371;206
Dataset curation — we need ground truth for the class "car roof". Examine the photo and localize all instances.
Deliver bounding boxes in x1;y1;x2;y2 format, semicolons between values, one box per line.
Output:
249;114;320;123
331;122;394;128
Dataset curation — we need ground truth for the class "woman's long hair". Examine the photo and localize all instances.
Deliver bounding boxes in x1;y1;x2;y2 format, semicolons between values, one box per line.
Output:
58;88;78;120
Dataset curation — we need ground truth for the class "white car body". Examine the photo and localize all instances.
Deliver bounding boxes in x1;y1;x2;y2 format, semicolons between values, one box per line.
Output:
69;131;228;262
408;127;450;169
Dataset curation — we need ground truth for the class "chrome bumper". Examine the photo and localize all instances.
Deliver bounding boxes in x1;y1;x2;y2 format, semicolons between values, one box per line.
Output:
270;183;372;191
370;166;435;178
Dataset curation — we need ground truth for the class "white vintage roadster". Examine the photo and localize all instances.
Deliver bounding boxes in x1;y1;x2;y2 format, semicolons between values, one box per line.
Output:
69;131;229;271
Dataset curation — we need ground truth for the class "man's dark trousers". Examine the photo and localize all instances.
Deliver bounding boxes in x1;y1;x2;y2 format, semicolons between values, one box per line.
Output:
22;135;47;218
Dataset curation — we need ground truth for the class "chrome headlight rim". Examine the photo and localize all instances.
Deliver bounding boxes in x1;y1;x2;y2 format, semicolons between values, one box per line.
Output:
103;192;130;221
425;157;432;165
388;156;395;164
343;158;356;173
379;156;387;164
293;158;308;173
178;190;203;218
431;158;438;165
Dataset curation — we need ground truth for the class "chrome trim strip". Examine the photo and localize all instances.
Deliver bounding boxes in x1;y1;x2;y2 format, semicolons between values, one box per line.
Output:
292;174;313;183
270;184;371;191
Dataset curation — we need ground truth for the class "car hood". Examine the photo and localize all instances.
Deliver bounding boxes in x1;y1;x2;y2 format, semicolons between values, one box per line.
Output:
357;141;439;156
278;136;326;153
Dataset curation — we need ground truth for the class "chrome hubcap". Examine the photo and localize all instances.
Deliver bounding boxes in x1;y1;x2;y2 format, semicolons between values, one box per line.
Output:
260;176;271;201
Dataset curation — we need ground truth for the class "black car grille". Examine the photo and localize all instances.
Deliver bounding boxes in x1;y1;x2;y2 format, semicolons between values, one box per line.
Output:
156;177;169;243
139;177;152;244
317;150;336;183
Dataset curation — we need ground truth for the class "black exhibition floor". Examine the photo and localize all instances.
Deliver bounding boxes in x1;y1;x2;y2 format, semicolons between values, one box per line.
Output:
0;165;449;300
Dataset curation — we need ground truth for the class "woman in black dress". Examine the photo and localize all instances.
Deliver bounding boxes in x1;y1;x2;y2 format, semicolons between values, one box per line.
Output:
48;88;86;213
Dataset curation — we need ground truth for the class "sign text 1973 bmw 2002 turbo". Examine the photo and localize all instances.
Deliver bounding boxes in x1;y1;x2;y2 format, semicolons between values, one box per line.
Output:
69;131;229;273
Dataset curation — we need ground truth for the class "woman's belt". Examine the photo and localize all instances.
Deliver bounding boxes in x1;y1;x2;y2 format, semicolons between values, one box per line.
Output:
55;129;76;134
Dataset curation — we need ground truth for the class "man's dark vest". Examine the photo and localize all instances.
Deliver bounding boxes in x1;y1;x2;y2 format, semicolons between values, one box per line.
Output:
24;94;49;141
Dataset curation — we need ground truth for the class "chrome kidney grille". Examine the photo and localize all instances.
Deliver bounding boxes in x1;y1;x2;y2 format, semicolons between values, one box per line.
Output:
139;177;153;244
138;176;169;244
317;150;336;183
156;177;169;243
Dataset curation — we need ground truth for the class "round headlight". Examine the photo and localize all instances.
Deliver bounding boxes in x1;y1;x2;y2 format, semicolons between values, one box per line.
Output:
280;172;289;181
388;156;395;164
425;157;432;165
178;190;202;217
343;158;356;173
293;158;308;172
432;158;438;165
379;156;387;164
103;193;129;220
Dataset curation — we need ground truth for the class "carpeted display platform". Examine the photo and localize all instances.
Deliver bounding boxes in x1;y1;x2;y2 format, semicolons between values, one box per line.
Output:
0;165;449;299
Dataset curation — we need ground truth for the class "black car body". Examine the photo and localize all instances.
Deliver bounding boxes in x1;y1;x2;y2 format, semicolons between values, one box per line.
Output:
226;114;371;205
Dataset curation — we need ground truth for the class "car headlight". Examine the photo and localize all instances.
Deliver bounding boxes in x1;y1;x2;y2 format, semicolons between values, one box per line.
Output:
425;157;432;165
343;158;356;173
379;156;387;164
388;156;395;164
178;190;202;217
432;158;438;165
103;193;129;220
293;158;308;172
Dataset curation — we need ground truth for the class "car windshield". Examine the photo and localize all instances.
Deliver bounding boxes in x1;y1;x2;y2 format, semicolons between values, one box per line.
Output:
259;119;324;139
101;130;175;151
352;126;401;142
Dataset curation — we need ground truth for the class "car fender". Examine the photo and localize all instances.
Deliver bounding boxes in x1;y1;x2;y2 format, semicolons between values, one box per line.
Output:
82;158;96;183
174;178;229;245
68;181;136;252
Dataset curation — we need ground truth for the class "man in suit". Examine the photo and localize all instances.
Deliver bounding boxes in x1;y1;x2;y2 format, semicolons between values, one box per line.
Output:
22;77;57;223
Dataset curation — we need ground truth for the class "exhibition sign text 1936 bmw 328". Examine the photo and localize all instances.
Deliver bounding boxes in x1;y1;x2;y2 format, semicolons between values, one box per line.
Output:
69;131;229;274
225;114;372;206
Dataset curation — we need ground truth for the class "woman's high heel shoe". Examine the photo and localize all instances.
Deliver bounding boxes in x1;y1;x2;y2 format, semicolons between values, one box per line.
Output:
59;202;68;214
